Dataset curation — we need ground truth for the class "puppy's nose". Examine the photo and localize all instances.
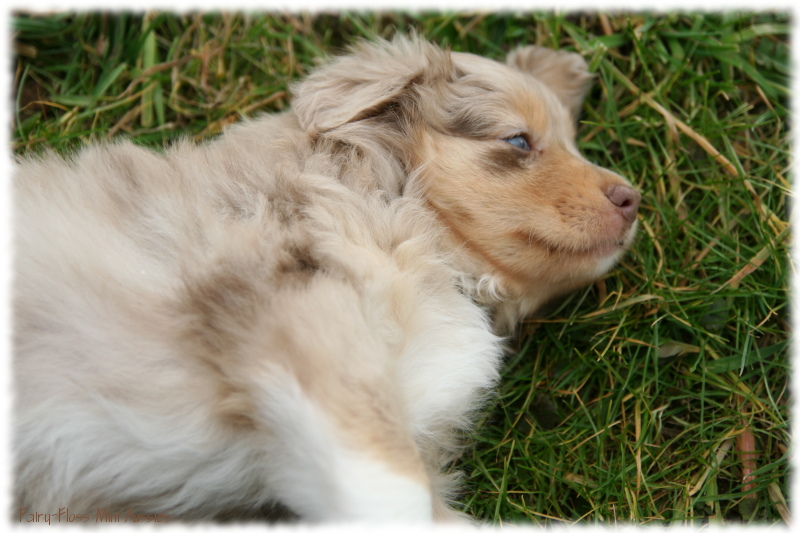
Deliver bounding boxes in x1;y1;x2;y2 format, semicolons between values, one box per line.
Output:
605;184;641;223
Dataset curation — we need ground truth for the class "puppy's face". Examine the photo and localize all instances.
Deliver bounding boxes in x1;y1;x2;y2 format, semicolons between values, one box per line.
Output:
414;51;640;304
292;37;639;311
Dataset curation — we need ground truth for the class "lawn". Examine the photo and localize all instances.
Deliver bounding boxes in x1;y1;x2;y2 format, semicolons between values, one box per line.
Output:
11;10;791;525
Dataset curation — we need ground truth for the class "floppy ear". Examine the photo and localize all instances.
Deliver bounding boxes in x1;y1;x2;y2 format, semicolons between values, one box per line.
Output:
506;46;594;122
291;36;453;135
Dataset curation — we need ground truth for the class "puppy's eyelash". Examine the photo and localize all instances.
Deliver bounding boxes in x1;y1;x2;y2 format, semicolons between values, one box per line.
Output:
503;135;531;151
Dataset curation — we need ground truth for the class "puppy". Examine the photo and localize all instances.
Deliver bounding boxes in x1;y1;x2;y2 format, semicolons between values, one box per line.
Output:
13;35;639;523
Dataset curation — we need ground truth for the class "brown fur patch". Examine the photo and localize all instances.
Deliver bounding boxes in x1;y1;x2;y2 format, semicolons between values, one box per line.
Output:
481;144;532;173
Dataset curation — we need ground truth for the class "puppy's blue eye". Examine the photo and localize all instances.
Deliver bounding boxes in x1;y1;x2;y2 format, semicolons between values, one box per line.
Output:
504;135;531;151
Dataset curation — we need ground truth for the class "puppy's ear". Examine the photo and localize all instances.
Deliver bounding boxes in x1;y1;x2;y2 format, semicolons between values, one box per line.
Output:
507;46;594;122
291;36;452;135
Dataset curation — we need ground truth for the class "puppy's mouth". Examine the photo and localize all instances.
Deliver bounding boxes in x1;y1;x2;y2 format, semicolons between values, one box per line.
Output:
512;225;636;259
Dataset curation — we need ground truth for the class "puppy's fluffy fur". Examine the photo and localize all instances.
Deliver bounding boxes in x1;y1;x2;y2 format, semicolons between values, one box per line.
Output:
13;36;640;522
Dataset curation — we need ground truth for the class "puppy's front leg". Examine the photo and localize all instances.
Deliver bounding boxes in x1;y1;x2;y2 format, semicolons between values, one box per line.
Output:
251;276;433;523
257;373;433;522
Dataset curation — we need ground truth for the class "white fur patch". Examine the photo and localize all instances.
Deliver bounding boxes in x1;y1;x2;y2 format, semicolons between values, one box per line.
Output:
245;372;434;523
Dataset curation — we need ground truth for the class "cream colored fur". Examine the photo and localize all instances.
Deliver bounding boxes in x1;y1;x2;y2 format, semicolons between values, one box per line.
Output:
13;35;639;523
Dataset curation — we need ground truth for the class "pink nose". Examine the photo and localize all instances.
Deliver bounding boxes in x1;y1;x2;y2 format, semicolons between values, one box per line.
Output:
605;184;641;224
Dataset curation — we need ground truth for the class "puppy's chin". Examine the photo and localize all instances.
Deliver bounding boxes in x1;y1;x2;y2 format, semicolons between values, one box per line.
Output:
459;215;638;318
572;220;638;282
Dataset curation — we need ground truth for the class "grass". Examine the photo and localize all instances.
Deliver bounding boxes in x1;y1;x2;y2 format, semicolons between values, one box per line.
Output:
11;10;791;525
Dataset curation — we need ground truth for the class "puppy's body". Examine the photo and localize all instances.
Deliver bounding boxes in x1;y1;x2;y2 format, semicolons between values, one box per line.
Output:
13;37;639;522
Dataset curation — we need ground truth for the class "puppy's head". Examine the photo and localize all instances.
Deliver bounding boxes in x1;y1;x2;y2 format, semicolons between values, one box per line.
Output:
292;36;639;322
